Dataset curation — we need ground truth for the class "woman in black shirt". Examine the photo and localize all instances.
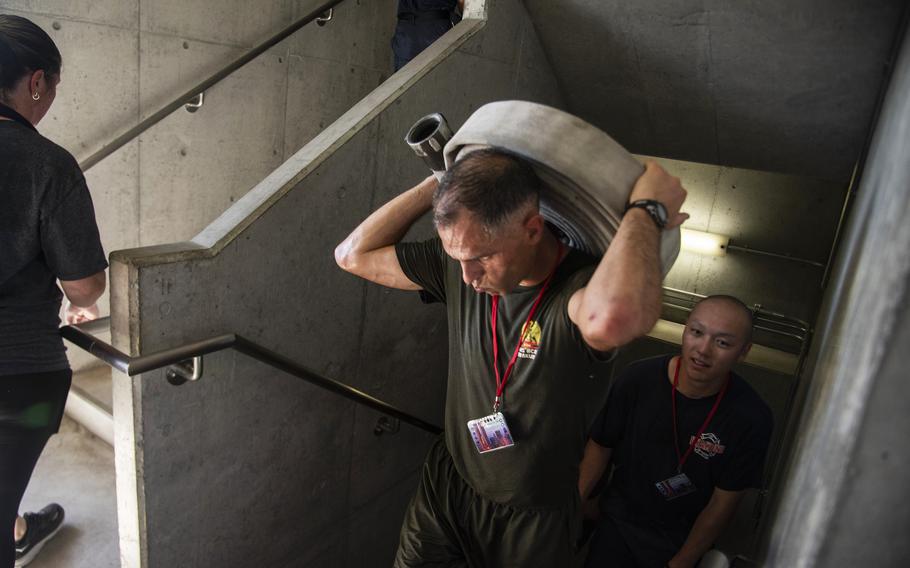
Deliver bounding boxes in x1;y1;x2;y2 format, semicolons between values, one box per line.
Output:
0;15;107;567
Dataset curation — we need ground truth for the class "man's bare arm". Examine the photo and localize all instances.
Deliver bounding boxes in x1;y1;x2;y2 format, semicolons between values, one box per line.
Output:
668;487;745;568
578;439;613;501
334;175;436;290
60;270;106;307
568;162;688;351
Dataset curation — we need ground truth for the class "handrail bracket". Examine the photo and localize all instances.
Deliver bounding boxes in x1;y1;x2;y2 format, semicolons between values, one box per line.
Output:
316;9;334;26
373;416;401;436
184;92;204;113
165;356;204;386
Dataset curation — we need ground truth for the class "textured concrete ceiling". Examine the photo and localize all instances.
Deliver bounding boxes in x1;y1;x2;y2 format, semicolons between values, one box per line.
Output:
523;0;905;182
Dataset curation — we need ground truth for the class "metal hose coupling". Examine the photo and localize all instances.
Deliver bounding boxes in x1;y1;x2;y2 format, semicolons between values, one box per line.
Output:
405;112;453;179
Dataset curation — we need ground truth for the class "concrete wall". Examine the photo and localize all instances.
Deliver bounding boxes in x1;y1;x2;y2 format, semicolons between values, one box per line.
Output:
1;0;395;371
522;0;905;183
650;156;843;326
761;22;910;568
109;1;563;566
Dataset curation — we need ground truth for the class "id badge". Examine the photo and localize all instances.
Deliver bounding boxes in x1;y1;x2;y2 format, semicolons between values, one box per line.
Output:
655;472;697;500
466;412;516;453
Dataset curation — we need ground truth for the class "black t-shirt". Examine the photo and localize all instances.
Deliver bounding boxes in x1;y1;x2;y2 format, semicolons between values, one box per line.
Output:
396;237;615;509
591;355;773;531
0;120;107;375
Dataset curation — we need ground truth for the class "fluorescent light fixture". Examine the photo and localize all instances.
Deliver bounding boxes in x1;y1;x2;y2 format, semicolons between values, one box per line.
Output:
680;228;729;257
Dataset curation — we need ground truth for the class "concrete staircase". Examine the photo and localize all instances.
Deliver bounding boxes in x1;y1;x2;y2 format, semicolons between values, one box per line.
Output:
67;350;115;447
21;414;117;567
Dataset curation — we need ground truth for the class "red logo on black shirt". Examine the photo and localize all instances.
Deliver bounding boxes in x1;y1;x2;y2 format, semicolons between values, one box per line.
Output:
690;433;725;460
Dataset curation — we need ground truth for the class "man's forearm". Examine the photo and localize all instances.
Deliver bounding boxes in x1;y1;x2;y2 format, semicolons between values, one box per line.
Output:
574;208;662;349
578;440;612;501
668;489;743;568
570;161;687;350
669;511;724;567
335;176;436;264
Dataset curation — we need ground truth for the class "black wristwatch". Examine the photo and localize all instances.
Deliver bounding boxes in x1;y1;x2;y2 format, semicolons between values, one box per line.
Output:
624;199;668;230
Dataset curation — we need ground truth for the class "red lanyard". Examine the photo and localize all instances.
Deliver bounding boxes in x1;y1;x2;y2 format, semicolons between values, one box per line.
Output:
671;357;729;472
490;243;564;412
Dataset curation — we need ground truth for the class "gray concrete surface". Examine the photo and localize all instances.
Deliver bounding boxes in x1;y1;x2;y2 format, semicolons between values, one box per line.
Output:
1;0;396;373
523;0;905;183
108;1;564;566
652;156;844;324
71;366;114;412
20;417;118;568
10;0;889;565
761;22;910;567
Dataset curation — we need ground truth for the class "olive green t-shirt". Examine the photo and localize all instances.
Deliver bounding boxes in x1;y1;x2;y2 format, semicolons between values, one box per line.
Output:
396;237;615;509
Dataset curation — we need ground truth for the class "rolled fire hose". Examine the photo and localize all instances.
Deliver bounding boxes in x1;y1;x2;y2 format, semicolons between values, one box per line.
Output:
405;101;680;275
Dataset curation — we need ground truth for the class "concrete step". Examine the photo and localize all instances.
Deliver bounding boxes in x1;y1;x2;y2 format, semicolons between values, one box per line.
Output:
66;366;114;447
20;416;118;568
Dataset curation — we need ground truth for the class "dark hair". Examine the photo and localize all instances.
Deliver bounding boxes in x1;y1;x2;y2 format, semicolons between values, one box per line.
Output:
0;15;62;101
433;147;541;232
693;294;755;343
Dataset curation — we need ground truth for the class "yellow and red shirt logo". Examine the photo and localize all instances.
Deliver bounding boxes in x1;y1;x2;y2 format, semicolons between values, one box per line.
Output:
518;320;542;360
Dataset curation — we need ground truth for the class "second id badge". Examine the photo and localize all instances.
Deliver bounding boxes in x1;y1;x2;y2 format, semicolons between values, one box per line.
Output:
466;412;516;454
655;472;697;500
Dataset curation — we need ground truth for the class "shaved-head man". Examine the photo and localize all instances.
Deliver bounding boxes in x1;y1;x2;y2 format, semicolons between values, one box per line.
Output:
579;295;773;568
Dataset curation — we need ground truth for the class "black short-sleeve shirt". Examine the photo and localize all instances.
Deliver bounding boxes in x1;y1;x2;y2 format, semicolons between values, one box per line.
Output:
396;237;615;509
0;120;108;375
591;355;773;530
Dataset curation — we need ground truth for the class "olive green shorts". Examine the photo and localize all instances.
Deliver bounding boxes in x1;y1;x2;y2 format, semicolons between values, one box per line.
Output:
394;437;583;568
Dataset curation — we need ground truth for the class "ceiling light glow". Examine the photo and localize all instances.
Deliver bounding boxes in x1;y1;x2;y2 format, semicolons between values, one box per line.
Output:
680;228;729;257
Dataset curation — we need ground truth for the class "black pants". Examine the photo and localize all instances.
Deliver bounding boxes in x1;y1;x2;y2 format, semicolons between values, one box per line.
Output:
392;14;456;70
584;513;687;568
0;369;71;568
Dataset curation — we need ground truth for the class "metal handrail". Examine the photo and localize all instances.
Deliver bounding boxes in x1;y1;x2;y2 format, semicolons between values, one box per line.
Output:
79;0;345;172
60;317;442;435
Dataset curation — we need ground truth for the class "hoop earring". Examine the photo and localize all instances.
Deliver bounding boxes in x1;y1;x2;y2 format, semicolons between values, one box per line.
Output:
32;92;40;101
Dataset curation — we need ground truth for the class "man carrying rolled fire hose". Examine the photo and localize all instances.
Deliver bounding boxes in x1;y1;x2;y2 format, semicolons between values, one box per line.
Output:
335;107;688;566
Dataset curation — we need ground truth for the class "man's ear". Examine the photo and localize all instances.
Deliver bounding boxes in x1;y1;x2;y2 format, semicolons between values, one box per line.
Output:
523;212;545;243
737;342;753;363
